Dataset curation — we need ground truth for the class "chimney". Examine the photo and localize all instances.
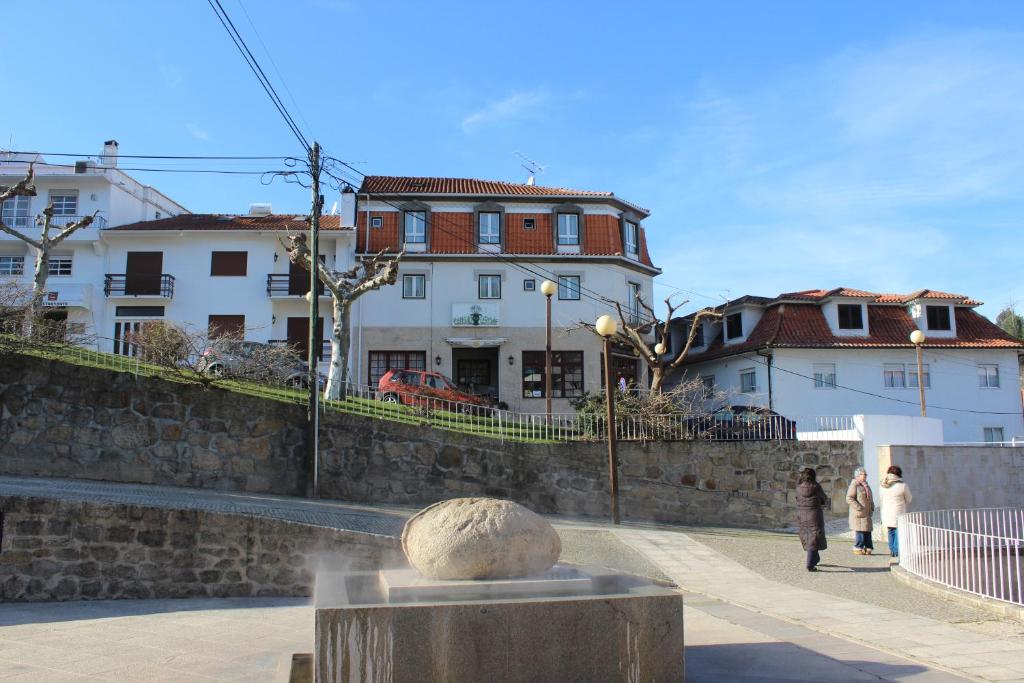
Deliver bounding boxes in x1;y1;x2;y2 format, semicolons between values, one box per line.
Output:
101;140;119;167
249;203;273;216
339;186;356;228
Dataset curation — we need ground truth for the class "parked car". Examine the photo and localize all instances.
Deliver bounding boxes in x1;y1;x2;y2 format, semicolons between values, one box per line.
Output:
197;341;324;388
377;369;494;412
688;405;797;440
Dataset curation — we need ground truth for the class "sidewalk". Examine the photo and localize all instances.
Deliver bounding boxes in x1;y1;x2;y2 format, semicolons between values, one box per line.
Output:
615;525;1024;682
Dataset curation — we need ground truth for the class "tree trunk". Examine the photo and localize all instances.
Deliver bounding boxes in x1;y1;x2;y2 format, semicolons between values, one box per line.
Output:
650;364;665;394
324;298;352;401
25;246;49;337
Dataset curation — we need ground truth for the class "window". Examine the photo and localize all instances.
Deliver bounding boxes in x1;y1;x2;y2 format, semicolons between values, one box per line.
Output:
523;218;535;230
813;363;836;389
691;322;705;347
740;369;756;393
369;351;426;386
726;313;743;339
908;363;931;389
402;274;425;299
624;221;639;257
978;364;1000;388
155;211;162;220
404;211;426;243
115;306;165;317
210;251;248;276
926;305;951;331
478;212;500;245
370;216;383;228
523;279;536;291
557;213;579;245
478;274;501;299
837;304;864;330
984;427;1005;443
522;351;584;398
557;275;580;300
208;315;245;339
1;195;31;229
628;282;642;324
49;191;78;216
884;364;906;388
701;375;715;390
48;255;73;276
0;255;25;276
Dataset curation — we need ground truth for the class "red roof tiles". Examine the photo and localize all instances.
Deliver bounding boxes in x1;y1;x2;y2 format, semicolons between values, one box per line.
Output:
108;214;345;232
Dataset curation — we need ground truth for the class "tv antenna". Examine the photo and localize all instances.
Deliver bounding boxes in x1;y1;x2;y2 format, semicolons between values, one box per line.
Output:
513;151;546;186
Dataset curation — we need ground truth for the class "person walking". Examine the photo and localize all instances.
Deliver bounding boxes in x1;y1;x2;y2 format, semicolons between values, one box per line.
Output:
796;467;828;571
880;465;912;558
846;467;875;555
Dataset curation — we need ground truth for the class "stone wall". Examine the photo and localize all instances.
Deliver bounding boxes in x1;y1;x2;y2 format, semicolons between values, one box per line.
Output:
0;495;403;602
879;445;1024;512
320;417;861;528
1;353;860;529
0;354;308;496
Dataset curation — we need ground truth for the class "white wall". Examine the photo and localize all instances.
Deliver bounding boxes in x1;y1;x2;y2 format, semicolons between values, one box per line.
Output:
688;347;1024;444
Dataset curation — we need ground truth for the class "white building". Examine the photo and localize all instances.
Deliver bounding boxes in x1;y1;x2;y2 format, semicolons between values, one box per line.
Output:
350;176;661;412
1;141;188;336
669;288;1024;443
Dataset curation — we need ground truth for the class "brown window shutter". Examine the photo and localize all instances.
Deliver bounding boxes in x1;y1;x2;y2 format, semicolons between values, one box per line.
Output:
210;251;248;276
208;315;246;339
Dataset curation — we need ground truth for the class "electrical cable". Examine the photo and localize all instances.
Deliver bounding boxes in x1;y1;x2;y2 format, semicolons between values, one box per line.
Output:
1;151;298;161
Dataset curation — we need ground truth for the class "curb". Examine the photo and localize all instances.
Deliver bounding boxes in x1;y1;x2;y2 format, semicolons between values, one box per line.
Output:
890;564;1024;623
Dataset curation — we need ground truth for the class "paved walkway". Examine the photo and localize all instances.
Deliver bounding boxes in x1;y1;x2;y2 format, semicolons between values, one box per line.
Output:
1;476;1022;681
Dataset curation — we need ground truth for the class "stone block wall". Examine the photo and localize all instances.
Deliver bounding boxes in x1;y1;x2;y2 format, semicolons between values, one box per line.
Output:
879;445;1024;512
319;416;861;528
0;355;308;496
0;496;403;602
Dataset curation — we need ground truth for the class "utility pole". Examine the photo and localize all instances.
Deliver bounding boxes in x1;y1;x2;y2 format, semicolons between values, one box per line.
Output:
308;141;323;497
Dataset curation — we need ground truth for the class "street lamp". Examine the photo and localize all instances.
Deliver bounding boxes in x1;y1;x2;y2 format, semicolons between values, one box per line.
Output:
595;314;621;525
910;329;926;417
541;280;557;422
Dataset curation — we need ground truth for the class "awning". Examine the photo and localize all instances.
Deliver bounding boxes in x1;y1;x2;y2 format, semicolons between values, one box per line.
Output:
444;337;507;348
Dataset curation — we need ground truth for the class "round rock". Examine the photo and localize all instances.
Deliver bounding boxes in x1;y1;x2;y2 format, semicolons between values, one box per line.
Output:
401;497;561;580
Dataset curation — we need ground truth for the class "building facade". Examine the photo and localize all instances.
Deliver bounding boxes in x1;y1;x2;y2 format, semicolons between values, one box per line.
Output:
349;176;660;412
669;288;1024;443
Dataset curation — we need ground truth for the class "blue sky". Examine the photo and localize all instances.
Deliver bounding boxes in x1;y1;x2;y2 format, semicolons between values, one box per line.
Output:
5;1;1023;319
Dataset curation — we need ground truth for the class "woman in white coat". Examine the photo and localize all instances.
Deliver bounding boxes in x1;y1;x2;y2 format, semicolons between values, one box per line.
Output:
880;465;912;558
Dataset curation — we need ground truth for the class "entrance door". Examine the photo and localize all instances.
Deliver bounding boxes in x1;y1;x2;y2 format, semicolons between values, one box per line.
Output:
125;252;163;295
286;316;324;360
451;347;499;400
113;320;148;356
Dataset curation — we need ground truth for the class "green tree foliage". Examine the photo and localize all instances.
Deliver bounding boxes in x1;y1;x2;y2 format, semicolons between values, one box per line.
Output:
996;306;1024;340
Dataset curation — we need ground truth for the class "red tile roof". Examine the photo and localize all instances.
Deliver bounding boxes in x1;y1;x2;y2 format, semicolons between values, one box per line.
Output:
359;175;650;214
684;303;1023;364
107;214;345;232
774;288;981;306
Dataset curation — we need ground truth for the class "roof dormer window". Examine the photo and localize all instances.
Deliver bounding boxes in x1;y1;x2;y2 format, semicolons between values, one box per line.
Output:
837;304;864;330
726;313;743;339
624;221;639;258
926;305;951;331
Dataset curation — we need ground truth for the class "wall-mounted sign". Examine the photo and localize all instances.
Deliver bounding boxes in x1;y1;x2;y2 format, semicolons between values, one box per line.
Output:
452;303;499;327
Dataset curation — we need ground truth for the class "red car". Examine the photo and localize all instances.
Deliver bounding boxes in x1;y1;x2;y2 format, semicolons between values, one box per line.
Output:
377;369;493;412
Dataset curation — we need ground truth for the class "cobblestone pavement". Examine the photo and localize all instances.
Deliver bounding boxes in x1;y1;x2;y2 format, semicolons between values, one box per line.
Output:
614;525;1024;682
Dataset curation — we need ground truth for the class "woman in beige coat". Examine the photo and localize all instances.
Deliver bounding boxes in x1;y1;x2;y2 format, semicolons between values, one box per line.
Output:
846;467;875;555
880;465;912;557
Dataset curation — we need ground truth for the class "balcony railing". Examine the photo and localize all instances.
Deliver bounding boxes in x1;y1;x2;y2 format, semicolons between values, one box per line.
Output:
104;274;175;298
1;214;108;230
266;273;325;298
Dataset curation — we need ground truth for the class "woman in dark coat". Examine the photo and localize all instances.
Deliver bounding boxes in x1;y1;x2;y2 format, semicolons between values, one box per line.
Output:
796;467;829;571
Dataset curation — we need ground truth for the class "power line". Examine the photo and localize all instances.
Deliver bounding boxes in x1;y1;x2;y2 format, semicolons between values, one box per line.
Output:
206;0;311;153
1;151;298;161
0;161;295;175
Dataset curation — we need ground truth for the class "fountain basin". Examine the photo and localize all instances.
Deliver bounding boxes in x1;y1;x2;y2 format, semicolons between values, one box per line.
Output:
314;566;684;682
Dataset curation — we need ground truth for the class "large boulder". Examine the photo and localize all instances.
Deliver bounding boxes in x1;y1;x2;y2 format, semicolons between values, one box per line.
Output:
401;498;561;580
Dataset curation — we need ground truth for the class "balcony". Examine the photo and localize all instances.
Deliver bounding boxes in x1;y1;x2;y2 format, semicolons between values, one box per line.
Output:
266;273;325;298
1;215;107;230
104;274;175;299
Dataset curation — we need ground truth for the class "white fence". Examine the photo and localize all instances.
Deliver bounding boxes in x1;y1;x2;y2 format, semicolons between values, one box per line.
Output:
899;508;1024;607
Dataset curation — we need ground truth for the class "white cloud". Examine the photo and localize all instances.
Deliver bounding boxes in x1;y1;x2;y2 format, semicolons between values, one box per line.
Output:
186;123;209;141
461;90;549;133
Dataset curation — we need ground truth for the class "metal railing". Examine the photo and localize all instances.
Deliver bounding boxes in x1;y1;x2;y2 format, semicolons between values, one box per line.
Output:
899;508;1024;607
51;214;108;229
266;273;325;298
103;274;175;298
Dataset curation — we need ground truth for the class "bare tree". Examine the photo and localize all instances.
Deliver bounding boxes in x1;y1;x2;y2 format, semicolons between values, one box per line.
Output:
579;294;722;394
0;167;97;333
285;232;403;400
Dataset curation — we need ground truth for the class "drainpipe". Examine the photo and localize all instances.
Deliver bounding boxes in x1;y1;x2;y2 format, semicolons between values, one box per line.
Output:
757;347;774;411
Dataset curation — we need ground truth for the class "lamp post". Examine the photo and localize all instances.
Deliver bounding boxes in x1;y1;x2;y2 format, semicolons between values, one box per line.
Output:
541;280;557;422
910;329;927;417
596;314;620;525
